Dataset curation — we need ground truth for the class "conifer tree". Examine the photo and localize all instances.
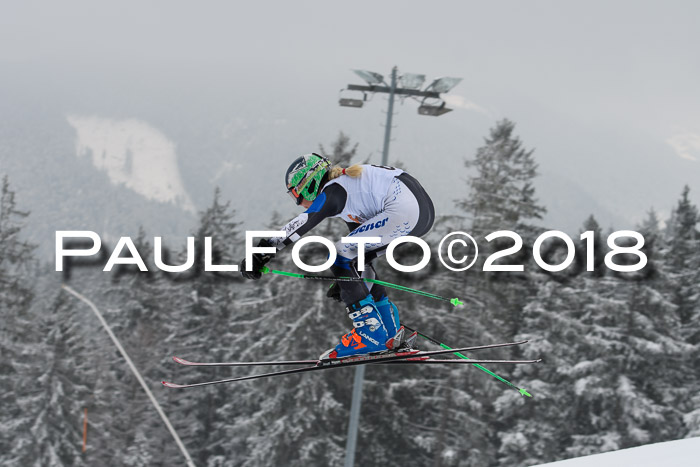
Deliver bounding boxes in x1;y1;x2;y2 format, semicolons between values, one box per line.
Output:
215;231;348;466
162;188;247;465
497;213;685;464
0;176;37;465
639;209;662;240
456;119;546;334
458;119;545;239
356;120;549;465
664;186;700;338
0;176;34;305
661;187;700;436
320;131;358;166
17;293;94;466
96;231;186;464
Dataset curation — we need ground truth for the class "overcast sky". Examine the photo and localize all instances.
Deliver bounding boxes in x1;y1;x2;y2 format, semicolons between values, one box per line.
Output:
3;0;699;231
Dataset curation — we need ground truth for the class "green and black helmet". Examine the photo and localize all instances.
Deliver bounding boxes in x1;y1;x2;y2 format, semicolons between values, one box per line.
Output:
285;153;331;205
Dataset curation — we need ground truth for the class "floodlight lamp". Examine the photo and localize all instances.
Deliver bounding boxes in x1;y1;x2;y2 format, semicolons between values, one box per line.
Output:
425;76;462;93
399;73;425;90
339;98;364;108
352;69;384;85
418;101;453;116
339;88;366;108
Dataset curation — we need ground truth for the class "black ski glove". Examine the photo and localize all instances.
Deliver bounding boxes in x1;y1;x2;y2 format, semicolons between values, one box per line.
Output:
327;281;342;302
240;239;275;280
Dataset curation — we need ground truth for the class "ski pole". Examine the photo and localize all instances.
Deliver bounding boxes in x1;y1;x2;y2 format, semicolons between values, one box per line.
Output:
403;325;533;398
260;266;463;307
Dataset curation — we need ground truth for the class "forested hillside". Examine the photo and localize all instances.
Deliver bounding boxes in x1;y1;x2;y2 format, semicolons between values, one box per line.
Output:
2;123;698;466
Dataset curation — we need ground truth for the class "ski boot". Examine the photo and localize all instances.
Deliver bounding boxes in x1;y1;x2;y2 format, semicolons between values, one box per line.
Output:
321;295;389;360
375;297;417;351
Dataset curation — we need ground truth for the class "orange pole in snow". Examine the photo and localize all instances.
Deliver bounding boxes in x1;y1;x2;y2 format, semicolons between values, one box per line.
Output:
82;408;88;453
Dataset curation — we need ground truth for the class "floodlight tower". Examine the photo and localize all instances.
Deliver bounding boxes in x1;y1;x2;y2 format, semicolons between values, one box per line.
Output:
339;66;462;165
338;66;461;467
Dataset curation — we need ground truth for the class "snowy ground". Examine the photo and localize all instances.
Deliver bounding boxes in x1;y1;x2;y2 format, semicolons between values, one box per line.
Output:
532;436;700;466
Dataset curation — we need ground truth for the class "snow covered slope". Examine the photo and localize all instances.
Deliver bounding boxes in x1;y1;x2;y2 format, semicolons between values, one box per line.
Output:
67;115;195;212
531;436;700;467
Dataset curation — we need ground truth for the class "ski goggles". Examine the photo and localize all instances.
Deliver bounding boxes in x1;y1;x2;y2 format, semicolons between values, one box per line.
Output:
287;187;303;205
286;157;330;205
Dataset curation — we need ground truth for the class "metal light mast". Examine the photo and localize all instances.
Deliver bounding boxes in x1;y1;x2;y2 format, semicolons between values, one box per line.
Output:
338;66;462;467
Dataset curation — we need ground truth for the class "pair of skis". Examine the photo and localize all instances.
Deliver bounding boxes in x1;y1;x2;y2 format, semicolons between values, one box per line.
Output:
162;340;541;389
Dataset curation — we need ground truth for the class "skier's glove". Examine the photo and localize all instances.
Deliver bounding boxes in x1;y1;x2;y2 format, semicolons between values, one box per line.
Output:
327;281;342;302
240;239;275;280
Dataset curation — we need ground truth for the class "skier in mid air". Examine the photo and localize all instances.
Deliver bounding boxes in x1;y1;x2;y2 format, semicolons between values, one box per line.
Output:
241;153;435;359
163;160;537;389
